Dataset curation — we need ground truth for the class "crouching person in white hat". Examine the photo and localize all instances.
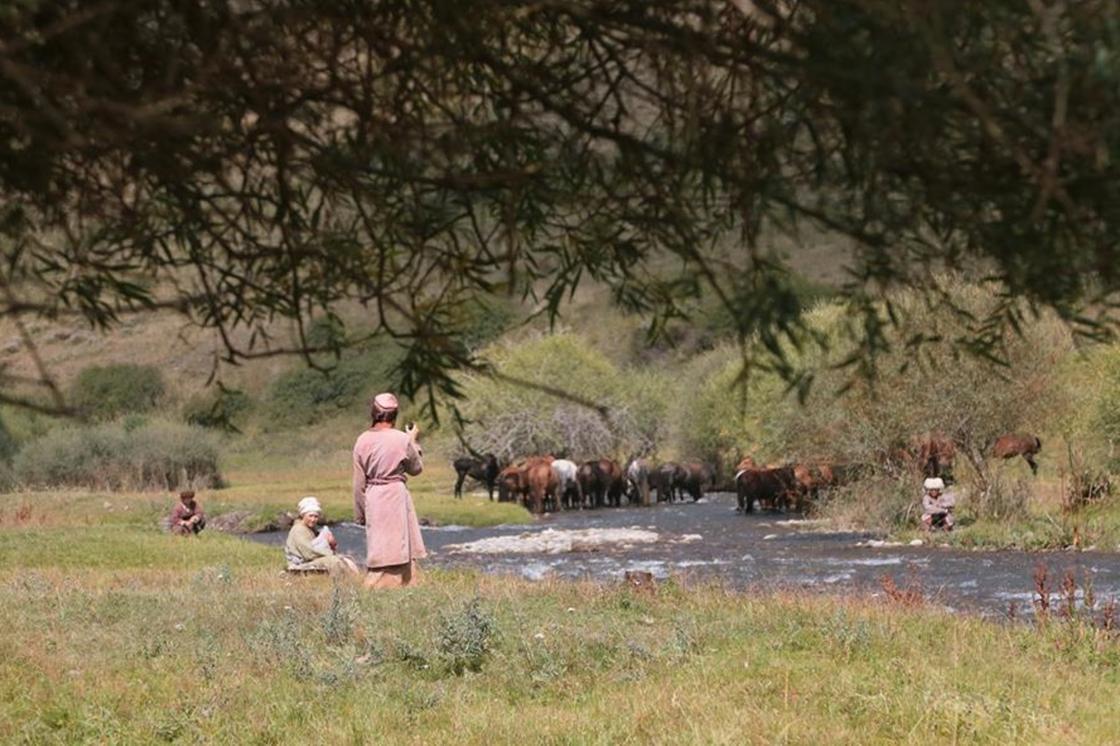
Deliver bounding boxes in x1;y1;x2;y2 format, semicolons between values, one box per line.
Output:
284;496;359;575
920;477;956;532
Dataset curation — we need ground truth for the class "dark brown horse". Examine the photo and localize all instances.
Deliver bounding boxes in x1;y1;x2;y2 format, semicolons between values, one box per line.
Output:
577;458;624;508
452;453;500;499
889;432;956;478
736;466;798;513
679;460;713;501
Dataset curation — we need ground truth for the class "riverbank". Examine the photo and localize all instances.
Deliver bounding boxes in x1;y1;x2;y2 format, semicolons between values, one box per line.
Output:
2;550;1118;743
883;499;1120;553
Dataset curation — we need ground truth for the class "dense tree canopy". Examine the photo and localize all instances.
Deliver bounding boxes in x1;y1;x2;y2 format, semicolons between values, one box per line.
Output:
1;0;1119;415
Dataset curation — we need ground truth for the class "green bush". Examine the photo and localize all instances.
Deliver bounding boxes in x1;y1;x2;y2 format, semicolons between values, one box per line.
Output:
183;387;252;432
261;343;404;429
457;333;675;461
437;598;495;675
814;473;919;530
13;420;223;490
70;364;166;420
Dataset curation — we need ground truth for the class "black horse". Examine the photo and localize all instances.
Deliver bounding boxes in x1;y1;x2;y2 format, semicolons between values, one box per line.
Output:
453;454;501;500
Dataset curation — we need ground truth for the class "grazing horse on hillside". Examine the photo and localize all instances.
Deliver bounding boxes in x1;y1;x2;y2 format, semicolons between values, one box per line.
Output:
453;453;501;499
887;432;956;478
991;433;1042;475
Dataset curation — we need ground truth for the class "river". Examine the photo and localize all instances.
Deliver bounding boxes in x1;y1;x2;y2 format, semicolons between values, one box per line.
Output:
249;492;1120;618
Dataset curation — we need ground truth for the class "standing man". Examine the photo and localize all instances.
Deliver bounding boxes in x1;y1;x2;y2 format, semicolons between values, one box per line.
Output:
920;477;956;532
352;393;426;588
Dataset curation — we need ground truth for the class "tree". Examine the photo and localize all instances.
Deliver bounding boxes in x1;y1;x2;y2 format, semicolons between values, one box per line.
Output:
2;1;1119;417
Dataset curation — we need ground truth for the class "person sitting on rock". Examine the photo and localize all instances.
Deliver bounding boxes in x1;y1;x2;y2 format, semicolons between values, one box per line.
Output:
284;496;359;575
920;477;956;532
169;490;206;536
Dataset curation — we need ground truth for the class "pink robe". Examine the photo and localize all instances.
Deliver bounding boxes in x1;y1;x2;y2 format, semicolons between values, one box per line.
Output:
352;428;426;569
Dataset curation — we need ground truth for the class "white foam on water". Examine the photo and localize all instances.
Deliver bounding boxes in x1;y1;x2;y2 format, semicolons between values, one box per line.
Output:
443;527;661;555
675;559;729;568
618;560;671;579
841;557;904;566
422;524;470;532
519;562;555;581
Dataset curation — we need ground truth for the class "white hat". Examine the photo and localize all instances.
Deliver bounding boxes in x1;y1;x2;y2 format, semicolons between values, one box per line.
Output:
923;477;945;491
297;496;323;516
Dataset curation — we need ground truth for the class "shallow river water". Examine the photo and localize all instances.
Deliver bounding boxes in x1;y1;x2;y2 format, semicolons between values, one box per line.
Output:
250;493;1120;618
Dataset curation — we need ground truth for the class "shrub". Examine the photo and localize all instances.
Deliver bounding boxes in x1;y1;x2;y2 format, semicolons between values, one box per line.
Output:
261;343;404;429
814;473;919;530
183;387;251;432
70;364;166;420
969;474;1032;522
437;598;495;675
456;332;674;461
13;420;223;490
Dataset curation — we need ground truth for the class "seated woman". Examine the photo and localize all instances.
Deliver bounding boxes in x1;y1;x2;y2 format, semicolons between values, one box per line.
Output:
920;477;957;532
284;496;359;575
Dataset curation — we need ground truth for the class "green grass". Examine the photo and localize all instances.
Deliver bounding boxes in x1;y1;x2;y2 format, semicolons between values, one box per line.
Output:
0;457;530;534
888;491;1120;552
1;558;1119;743
0;526;275;570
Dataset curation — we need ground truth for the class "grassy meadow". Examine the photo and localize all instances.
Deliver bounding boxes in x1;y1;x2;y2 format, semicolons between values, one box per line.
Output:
3;553;1120;744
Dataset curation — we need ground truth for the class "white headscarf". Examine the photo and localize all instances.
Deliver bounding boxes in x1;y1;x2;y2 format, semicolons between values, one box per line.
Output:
297;496;323;516
923;477;945;491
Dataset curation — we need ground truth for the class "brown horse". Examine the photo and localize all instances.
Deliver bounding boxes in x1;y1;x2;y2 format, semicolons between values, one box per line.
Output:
736;465;798;513
524;459;558;513
497;465;526;503
991;433;1042;475
877;433;955;478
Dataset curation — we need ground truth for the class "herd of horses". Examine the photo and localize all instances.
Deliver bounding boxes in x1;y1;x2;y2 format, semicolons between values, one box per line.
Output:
453;454;712;514
452;432;1044;515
